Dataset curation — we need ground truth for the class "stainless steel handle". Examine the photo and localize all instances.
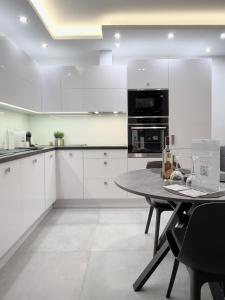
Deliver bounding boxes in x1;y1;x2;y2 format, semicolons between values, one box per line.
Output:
104;161;107;165
69;153;73;156
131;126;167;130
5;167;11;173
104;152;107;156
33;159;37;163
50;154;53;158
104;181;108;185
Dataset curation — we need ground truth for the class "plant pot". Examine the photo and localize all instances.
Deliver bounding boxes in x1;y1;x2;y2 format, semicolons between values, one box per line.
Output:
55;138;60;146
59;138;64;147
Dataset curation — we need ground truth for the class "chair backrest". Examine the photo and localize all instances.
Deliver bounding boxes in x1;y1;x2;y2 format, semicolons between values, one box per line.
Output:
146;161;162;169
177;202;225;275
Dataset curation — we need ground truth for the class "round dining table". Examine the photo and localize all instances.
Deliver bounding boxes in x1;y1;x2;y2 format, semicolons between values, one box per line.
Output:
115;169;225;299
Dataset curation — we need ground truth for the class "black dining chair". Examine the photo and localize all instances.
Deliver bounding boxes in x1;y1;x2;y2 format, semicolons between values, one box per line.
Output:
166;202;225;300
145;161;174;255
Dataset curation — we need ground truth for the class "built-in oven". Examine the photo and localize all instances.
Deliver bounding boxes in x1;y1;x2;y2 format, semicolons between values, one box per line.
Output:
128;89;168;117
128;117;168;157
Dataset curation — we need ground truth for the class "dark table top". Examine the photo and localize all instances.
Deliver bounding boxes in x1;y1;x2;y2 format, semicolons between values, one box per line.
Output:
115;169;225;204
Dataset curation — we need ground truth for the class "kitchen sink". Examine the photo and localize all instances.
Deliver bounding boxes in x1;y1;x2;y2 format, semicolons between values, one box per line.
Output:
0;148;33;157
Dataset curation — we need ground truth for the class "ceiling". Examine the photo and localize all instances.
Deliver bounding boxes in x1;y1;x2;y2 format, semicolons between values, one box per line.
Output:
0;0;225;64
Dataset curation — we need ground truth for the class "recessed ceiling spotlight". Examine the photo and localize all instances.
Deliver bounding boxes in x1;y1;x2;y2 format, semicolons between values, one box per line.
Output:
220;33;225;39
168;32;174;40
114;32;121;40
113;111;119;114
41;43;48;48
116;42;120;48
19;16;28;24
205;47;211;53
94;111;99;114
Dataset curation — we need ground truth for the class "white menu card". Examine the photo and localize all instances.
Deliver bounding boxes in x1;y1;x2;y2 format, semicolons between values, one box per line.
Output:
191;139;220;192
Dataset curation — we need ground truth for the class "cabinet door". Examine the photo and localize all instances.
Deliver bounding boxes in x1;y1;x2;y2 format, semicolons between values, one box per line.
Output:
20;154;45;227
56;151;84;199
83;66;127;89
61;89;83;112
0;161;23;258
41;66;62;112
45;151;56;208
82;89;127;112
169;59;211;149
60;66;82;88
128;59;169;89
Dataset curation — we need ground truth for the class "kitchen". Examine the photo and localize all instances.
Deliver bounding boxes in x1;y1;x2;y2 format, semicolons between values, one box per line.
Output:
0;1;225;300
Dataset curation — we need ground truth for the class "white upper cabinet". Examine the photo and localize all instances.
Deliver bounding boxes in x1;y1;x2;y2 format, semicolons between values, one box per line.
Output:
60;66;83;88
61;89;83;112
41;66;62;112
82;89;127;112
83;66;127;89
169;59;211;149
128;59;169;89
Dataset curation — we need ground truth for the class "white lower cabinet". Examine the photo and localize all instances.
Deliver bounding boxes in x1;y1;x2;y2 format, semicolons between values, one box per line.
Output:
0;161;23;258
83;150;127;199
56;150;84;199
44;151;56;208
20;154;45;227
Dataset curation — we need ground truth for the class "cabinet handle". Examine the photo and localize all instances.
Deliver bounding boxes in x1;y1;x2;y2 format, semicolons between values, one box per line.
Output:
146;82;150;87
104;161;108;165
33;159;37;163
171;135;175;146
104;152;107;156
69;153;73;156
104;181;108;185
5;167;11;174
50;154;53;158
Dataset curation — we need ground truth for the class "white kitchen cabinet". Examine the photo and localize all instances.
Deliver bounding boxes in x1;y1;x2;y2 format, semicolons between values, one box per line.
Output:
0;160;23;258
169;59;211;149
44;151;56;208
128;59;169;89
60;66;82;88
20;154;45;227
41;66;62;112
83;66;127;89
83;150;127;199
61;89;83;112
82;89;127;112
56;150;84;199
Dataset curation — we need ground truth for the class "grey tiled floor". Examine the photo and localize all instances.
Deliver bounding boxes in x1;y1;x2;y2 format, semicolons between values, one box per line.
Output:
0;208;213;300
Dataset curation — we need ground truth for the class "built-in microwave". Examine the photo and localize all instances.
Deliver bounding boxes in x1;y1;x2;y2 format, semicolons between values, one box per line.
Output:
128;89;168;117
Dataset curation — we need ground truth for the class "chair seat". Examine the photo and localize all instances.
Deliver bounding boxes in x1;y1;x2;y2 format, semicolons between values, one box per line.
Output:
146;197;173;210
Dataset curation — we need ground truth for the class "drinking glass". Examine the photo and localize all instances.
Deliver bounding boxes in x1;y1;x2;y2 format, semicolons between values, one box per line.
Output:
170;155;184;184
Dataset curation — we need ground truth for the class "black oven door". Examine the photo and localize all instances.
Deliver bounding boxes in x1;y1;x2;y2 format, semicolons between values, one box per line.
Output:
128;125;167;155
128;90;168;117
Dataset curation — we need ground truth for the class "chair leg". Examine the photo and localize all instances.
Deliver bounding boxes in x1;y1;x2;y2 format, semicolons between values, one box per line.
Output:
188;268;204;300
145;206;154;234
153;208;161;255
166;259;180;298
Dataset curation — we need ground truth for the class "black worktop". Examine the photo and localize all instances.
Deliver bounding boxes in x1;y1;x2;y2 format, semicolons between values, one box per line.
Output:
0;146;128;164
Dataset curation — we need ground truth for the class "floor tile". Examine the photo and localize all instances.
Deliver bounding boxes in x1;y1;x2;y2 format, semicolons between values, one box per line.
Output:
99;208;144;224
91;224;154;251
20;224;97;252
42;208;100;225
0;251;89;300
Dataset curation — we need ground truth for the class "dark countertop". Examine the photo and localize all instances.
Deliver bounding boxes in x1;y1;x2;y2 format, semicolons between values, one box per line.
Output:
0;146;128;164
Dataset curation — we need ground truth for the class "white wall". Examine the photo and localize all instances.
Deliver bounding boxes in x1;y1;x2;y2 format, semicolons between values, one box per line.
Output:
0;108;29;148
211;58;225;145
28;114;127;146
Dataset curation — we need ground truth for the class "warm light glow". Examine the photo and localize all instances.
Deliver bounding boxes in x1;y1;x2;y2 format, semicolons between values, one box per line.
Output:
168;32;174;39
19;16;28;24
28;0;225;39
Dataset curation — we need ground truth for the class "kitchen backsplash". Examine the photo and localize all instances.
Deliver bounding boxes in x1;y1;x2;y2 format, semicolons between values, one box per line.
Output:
29;114;127;146
0;108;29;148
0;108;127;147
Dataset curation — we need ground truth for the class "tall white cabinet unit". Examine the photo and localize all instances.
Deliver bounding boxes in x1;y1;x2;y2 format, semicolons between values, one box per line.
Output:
169;59;211;150
44;151;56;208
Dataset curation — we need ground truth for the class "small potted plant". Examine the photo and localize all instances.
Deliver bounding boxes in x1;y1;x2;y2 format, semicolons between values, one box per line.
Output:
54;131;64;147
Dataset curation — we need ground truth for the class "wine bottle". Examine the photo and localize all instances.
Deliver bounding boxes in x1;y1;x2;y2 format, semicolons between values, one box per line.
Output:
162;136;173;180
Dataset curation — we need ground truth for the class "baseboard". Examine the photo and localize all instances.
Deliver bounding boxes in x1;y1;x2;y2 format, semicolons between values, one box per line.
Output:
54;198;148;208
0;207;52;271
